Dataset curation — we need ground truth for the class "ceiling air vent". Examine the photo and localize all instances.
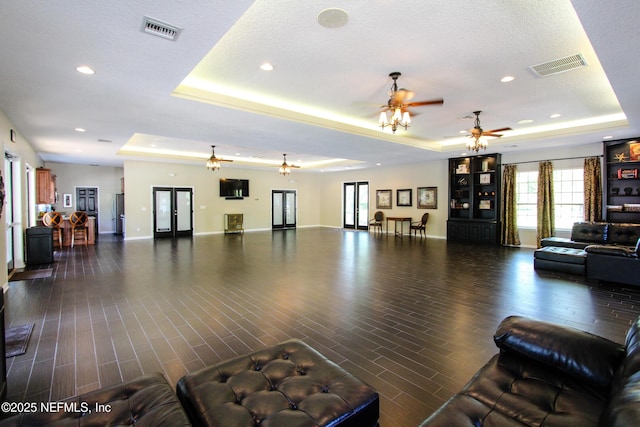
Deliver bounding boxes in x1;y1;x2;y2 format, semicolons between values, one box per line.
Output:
142;16;182;41
530;53;588;77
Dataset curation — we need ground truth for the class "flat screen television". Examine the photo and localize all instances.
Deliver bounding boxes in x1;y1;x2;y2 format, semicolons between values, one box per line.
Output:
219;179;249;199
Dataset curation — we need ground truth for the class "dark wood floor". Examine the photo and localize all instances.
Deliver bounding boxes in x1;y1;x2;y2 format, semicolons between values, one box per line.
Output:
4;228;640;426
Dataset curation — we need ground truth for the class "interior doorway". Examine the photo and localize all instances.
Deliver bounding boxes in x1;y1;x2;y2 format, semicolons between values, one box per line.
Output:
76;187;98;238
343;181;369;230
272;190;296;230
152;187;193;238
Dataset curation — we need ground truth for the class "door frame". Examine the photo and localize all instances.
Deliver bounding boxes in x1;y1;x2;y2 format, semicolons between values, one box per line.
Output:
272;189;297;230
343;181;369;230
152;186;194;239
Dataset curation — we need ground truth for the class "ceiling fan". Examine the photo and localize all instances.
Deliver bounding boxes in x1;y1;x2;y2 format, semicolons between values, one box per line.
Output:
279;154;300;176
379;71;444;133
466;111;512;152
205;145;233;171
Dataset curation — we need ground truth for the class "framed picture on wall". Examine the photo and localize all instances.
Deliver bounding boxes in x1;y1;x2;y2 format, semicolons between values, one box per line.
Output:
376;189;392;209
417;187;437;209
63;193;72;208
397;189;412;207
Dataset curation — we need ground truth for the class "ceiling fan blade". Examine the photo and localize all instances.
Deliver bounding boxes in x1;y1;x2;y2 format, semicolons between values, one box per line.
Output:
219;159;233;162
391;89;414;104
486;127;512;133
405;98;444;107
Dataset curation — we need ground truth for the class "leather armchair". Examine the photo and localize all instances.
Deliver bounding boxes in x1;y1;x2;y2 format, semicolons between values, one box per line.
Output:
419;315;640;427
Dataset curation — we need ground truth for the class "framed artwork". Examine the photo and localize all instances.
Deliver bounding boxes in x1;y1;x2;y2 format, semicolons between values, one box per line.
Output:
397;189;412;207
479;173;491;184
376;189;392;209
417;187;437;209
63;193;72;208
479;200;491;210
630;142;640;161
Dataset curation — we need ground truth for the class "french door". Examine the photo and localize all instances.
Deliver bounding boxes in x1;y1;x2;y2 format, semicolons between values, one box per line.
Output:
272;190;296;229
153;187;193;238
343;181;369;230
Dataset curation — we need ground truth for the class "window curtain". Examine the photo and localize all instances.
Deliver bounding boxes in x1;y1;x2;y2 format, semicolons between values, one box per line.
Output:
584;157;602;222
501;164;521;246
537;161;554;247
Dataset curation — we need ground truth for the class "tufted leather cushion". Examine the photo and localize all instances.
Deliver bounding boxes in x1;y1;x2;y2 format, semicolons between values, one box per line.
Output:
419;316;634;427
176;339;379;427
494;316;625;392
606;223;640;246
0;373;191;426
419;352;609;427
570;222;608;244
533;247;587;264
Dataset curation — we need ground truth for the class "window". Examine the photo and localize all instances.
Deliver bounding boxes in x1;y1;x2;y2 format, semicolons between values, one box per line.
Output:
516;168;584;229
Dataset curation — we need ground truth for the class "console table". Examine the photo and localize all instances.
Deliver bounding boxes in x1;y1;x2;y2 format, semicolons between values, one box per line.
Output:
386;217;412;236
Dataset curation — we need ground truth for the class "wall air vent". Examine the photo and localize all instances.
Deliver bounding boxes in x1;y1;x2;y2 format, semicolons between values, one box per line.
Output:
530;53;588;77
142;16;182;41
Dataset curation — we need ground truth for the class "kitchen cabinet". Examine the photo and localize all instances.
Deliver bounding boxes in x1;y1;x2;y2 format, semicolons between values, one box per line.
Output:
36;168;56;204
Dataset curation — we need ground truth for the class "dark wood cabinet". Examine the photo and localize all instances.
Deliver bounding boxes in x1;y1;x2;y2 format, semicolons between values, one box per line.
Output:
447;153;501;244
604;138;640;223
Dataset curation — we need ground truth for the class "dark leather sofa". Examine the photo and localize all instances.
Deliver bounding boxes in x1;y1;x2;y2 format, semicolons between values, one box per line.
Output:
419;315;640;427
535;222;640;282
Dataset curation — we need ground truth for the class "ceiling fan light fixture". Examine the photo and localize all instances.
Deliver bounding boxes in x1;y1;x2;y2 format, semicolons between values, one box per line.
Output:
206;145;232;171
279;154;292;175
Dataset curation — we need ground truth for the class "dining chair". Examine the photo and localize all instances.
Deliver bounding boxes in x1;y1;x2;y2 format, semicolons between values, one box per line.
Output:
69;211;89;247
369;211;384;233
410;212;429;237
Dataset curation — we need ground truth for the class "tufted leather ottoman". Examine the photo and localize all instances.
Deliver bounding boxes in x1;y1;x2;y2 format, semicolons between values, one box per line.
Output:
533;246;586;275
176;339;379;427
0;373;191;426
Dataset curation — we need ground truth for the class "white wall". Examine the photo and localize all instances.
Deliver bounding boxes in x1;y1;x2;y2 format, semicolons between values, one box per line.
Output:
0;108;43;283
317;161;449;238
122;160;324;238
44;162;124;234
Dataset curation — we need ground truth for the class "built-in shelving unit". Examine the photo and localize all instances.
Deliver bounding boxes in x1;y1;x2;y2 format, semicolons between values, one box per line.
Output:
447;153;501;244
604;138;640;224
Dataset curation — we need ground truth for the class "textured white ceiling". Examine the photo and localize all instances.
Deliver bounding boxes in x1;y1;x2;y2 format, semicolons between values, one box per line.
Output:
0;0;638;171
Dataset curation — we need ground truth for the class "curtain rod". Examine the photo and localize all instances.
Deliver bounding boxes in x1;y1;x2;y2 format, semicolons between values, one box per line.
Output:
503;154;602;166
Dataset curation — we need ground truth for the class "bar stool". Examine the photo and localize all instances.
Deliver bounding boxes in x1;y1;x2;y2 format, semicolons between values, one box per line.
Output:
69;211;88;247
42;211;63;249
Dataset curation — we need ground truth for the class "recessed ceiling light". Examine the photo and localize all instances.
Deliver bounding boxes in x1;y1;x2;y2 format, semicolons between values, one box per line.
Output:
317;8;349;28
260;63;274;71
459;130;467;134
74;128;86;132
550;113;562;119
76;65;95;75
500;75;515;83
603;135;613;140
376;163;382;166
517;119;534;124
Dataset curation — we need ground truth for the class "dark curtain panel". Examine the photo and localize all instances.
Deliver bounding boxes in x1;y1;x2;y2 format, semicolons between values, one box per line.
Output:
501;164;521;246
584;157;602;221
537;161;554;247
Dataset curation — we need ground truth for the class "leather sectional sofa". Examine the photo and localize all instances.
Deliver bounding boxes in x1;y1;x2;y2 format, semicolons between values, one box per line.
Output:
419;315;640;426
534;222;640;286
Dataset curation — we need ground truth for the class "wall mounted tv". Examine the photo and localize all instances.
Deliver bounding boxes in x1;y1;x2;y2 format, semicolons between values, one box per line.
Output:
220;179;249;199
